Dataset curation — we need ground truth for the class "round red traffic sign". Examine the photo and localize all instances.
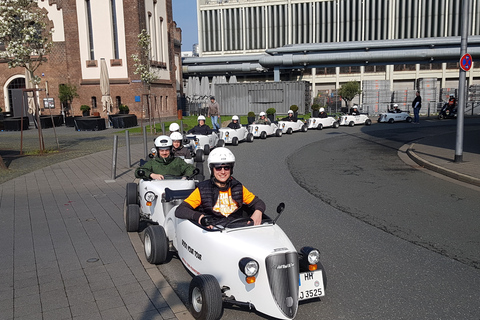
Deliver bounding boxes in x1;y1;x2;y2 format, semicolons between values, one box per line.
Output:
460;53;472;71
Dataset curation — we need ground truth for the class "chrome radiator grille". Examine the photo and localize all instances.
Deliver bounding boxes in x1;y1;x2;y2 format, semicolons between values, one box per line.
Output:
265;252;299;319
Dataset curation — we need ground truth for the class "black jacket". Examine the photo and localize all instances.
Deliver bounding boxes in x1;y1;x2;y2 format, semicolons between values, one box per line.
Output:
227;121;241;129
175;177;266;223
188;124;212;135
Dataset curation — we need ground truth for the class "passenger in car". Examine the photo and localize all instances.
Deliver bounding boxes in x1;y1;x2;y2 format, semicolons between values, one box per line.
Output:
254;111;271;125
175;147;265;227
318;107;328;118
281;110;297;122
135;135;195;180
227;115;241;129
187;115;213;135
170;132;191;159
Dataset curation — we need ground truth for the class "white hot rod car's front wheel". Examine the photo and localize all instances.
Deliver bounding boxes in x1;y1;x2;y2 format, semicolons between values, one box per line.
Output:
189;274;223;320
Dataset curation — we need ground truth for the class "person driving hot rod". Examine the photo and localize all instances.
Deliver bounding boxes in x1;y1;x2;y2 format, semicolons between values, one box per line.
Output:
175;147;265;227
135;135;195;180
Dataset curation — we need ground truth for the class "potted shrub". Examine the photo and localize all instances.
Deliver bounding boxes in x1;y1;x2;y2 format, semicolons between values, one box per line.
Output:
119;104;130;114
247;111;255;125
266;108;276;122
290;105;299;117
311;104;321;117
80;104;91;116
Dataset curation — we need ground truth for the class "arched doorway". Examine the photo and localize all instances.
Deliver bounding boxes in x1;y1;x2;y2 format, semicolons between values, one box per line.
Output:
4;77;26;116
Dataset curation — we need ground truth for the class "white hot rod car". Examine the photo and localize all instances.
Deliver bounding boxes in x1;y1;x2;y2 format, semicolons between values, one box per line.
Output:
278;120;308;134
338;114;372;127
184;132;223;162
378;111;413;123
218;126;254;146
307;117;339;130
248;122;283;139
124;180;326;320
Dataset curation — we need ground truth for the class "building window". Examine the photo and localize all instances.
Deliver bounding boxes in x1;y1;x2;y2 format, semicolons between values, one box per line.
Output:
111;0;119;59
91;96;97;109
116;96;121;109
86;0;95;60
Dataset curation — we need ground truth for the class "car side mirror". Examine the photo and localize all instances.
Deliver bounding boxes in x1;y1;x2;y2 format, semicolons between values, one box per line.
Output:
273;202;285;224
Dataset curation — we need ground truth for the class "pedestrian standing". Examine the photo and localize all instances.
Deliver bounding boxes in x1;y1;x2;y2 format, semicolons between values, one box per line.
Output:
412;90;422;124
208;96;220;130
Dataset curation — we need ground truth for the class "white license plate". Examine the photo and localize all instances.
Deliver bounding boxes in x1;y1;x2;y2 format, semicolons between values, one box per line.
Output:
298;271;325;300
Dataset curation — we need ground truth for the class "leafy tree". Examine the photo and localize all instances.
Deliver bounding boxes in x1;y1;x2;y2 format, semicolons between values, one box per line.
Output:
131;29;158;88
58;83;79;116
0;0;53;85
131;29;159;131
338;81;362;109
0;0;53;153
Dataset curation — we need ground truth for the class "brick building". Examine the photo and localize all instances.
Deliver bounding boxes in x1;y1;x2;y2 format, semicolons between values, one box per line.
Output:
0;0;181;121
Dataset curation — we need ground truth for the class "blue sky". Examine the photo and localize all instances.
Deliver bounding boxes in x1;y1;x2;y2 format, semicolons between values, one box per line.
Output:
172;0;198;52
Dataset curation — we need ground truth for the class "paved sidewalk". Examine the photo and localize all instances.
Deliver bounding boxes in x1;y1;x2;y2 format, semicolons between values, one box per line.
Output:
405;127;480;187
0;141;193;320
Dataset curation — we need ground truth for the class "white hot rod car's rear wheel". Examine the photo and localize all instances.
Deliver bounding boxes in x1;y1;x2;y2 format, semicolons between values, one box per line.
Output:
124;203;140;232
246;133;254;142
189;274;223;320
144;225;168;264
126;183;138;205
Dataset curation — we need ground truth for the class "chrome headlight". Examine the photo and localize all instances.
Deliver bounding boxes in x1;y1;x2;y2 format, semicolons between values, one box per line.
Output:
239;258;259;277
300;247;321;271
307;249;320;264
144;191;156;202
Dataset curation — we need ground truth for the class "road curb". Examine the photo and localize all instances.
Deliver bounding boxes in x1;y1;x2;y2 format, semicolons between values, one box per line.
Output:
128;232;195;320
406;143;480;187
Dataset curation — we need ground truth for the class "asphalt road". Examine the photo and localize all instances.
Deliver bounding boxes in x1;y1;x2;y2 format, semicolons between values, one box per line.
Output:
157;119;480;320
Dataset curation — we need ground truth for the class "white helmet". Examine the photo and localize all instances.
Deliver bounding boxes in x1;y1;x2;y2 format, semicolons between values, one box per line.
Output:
288;110;293;114
197;115;206;121
154;135;172;150
393;104;399;107
232;115;239;121
207;147;235;175
259;112;266;117
450;93;454;97
169;123;180;132
170;132;183;141
319;107;325;112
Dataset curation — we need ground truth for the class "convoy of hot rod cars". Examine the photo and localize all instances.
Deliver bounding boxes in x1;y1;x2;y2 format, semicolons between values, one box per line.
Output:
123;107;427;319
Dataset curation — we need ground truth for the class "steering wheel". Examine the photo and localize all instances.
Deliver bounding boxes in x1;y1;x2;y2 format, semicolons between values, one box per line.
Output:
223;217;253;228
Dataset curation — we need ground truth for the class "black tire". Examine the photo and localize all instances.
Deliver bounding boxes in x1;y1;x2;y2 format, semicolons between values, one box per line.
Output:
195;149;204;162
260;131;267;139
286;127;293;134
246;133;254;142
195;162;204;181
316;124;323;130
216;140;225;147
365;119;372;126
189;275;223;320
438;113;444;120
406;117;413;123
388;118;394;124
348;121;355;127
144;225;168;265
301;124;308;132
203;145;210;155
126;183;138;205
231;137;239;146
333;121;339;128
125;203;140;232
275;129;283;137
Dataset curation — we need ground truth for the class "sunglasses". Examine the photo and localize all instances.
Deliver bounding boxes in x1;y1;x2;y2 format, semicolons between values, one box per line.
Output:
213;166;231;172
